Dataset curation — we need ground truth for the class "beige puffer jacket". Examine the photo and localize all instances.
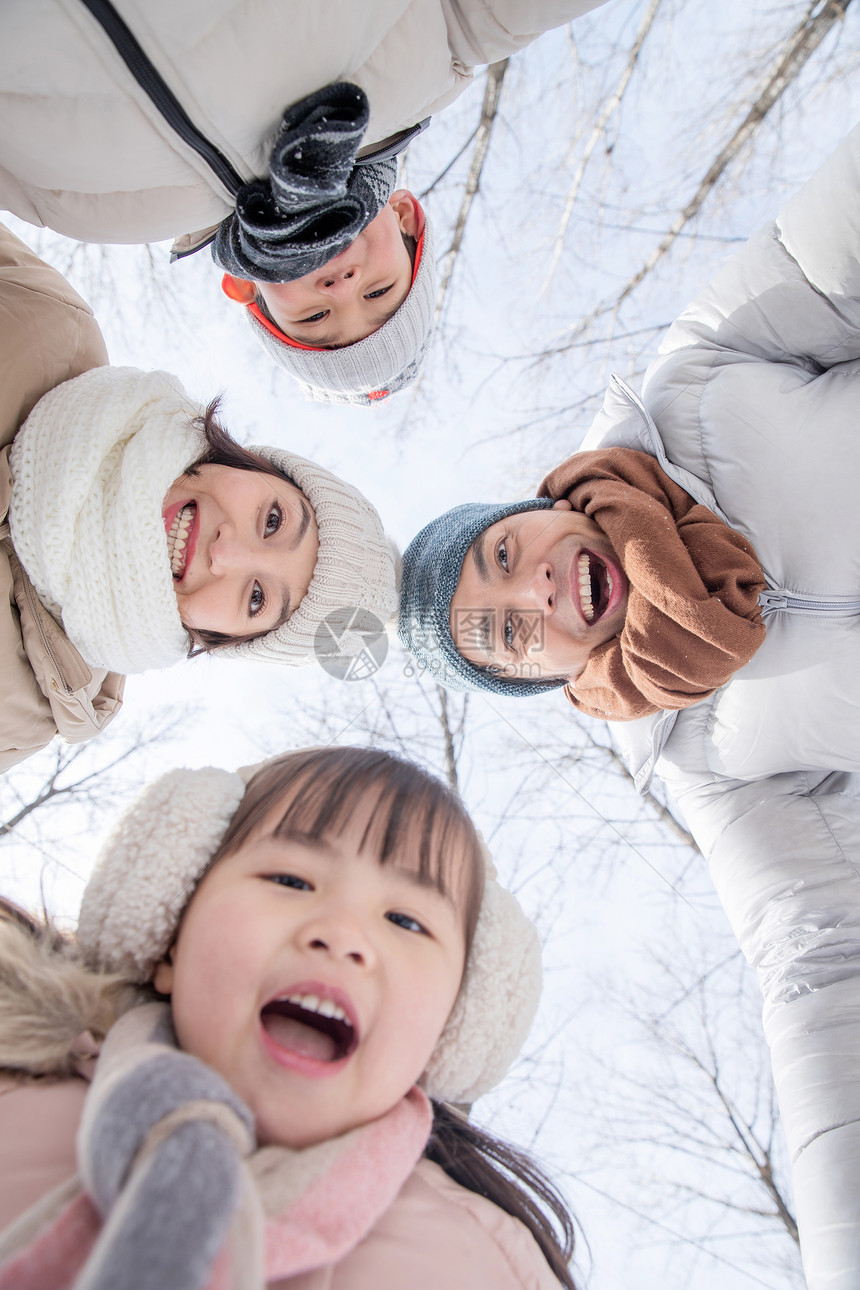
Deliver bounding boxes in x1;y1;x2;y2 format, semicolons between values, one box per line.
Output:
0;0;604;246
0;1075;561;1289
0;223;123;773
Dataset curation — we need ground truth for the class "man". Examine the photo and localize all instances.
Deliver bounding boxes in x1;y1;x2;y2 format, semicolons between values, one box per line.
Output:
400;124;860;1290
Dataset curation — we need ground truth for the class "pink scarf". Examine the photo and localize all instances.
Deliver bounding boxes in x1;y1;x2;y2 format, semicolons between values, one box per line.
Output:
0;1004;432;1290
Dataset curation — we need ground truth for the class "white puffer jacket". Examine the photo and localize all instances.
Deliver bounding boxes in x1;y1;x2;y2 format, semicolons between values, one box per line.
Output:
0;0;604;245
577;125;860;1289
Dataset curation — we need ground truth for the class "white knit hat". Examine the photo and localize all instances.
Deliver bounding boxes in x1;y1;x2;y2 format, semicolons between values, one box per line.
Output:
77;760;542;1105
245;222;435;407
226;446;398;664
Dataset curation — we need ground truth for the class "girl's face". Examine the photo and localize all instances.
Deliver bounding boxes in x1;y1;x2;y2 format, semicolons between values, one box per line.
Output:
161;465;319;637
153;793;468;1148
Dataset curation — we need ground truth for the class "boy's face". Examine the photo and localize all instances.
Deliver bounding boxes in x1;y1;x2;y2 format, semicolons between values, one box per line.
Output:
253;191;420;348
449;501;629;684
153;793;467;1148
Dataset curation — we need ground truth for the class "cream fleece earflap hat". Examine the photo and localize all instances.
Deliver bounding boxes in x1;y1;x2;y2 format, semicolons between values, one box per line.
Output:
8;367;397;672
77;761;542;1105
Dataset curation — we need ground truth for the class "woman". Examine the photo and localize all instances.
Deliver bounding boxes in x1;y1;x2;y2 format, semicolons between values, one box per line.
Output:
0;223;396;771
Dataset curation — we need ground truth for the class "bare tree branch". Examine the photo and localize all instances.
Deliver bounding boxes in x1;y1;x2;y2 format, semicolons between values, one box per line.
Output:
541;0;664;293
551;0;852;355
434;59;510;328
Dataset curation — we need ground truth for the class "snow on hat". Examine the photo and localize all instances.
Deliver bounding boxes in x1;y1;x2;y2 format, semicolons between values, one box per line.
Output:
222;446;398;665
398;499;569;698
232;221;435;407
77;760;542;1104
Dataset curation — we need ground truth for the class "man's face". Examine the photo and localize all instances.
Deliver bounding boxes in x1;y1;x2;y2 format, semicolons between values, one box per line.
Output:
449;501;629;683
255;191;420;348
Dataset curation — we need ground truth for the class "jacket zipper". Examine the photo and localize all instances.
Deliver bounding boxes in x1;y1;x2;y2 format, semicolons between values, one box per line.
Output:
356;119;431;166
79;0;244;196
20;568;75;698
758;590;860;616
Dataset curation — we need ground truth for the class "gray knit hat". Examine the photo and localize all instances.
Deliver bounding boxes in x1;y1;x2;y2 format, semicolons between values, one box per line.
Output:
76;758;542;1105
224;446;397;665
398;499;568;698
243;221;435;407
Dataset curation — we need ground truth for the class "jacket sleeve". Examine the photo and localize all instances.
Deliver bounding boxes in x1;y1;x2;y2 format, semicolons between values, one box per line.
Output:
0;222;109;450
661;744;860;1290
442;0;609;65
645;122;860;388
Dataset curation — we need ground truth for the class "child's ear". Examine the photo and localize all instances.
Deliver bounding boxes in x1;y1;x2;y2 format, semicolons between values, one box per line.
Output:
152;954;174;995
388;190;424;240
221;273;258;305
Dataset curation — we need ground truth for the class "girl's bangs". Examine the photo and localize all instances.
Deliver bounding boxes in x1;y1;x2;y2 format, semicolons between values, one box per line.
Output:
213;748;484;950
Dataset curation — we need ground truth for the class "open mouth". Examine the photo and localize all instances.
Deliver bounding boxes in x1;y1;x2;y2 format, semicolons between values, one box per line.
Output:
576;550;613;624
165;502;196;582
260;992;358;1063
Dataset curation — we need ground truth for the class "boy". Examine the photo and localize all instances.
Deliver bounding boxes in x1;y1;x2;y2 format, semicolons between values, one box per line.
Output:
220;189;434;406
0;0;606;402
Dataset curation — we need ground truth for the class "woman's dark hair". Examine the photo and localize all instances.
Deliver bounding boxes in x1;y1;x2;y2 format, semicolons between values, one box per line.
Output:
427;1101;577;1288
206;746;484;956
181;399;307;657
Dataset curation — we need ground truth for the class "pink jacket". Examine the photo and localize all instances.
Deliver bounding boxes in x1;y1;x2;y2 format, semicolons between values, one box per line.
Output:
0;1077;560;1290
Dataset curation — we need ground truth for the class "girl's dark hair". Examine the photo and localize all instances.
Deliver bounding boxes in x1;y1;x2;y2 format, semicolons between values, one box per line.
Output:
208;746;485;956
427;1102;577;1288
181;399;306;657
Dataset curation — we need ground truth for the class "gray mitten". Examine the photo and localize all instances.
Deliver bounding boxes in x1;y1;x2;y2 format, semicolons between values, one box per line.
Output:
76;1004;257;1290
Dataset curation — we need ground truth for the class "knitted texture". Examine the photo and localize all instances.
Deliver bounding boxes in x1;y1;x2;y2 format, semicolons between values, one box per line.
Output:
223;448;398;665
398;498;568;697
8;367;205;674
212;83;396;284
76;764;542;1104
246;221;436;405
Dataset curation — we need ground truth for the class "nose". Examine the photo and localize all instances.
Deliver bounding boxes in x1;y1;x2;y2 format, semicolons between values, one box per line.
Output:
514;560;556;613
317;264;362;295
299;909;376;969
208;525;252;575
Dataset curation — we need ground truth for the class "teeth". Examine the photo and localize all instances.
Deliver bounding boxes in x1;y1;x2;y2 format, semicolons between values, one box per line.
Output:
578;552;594;622
281;993;352;1027
166;504;194;578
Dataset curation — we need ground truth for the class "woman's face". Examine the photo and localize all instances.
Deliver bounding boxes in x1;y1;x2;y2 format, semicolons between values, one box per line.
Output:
154;792;468;1148
162;465;319;637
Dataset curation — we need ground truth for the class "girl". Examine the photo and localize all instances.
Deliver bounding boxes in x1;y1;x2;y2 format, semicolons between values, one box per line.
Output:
0;746;577;1289
0;223;396;772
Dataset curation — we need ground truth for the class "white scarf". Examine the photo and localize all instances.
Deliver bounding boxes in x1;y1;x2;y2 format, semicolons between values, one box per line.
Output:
8;367;205;674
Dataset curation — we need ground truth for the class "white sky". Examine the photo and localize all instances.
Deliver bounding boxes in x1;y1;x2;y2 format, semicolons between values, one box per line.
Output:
4;3;860;1284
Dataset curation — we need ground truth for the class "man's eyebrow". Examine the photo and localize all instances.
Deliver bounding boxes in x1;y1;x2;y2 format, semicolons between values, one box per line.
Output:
471;531;490;583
